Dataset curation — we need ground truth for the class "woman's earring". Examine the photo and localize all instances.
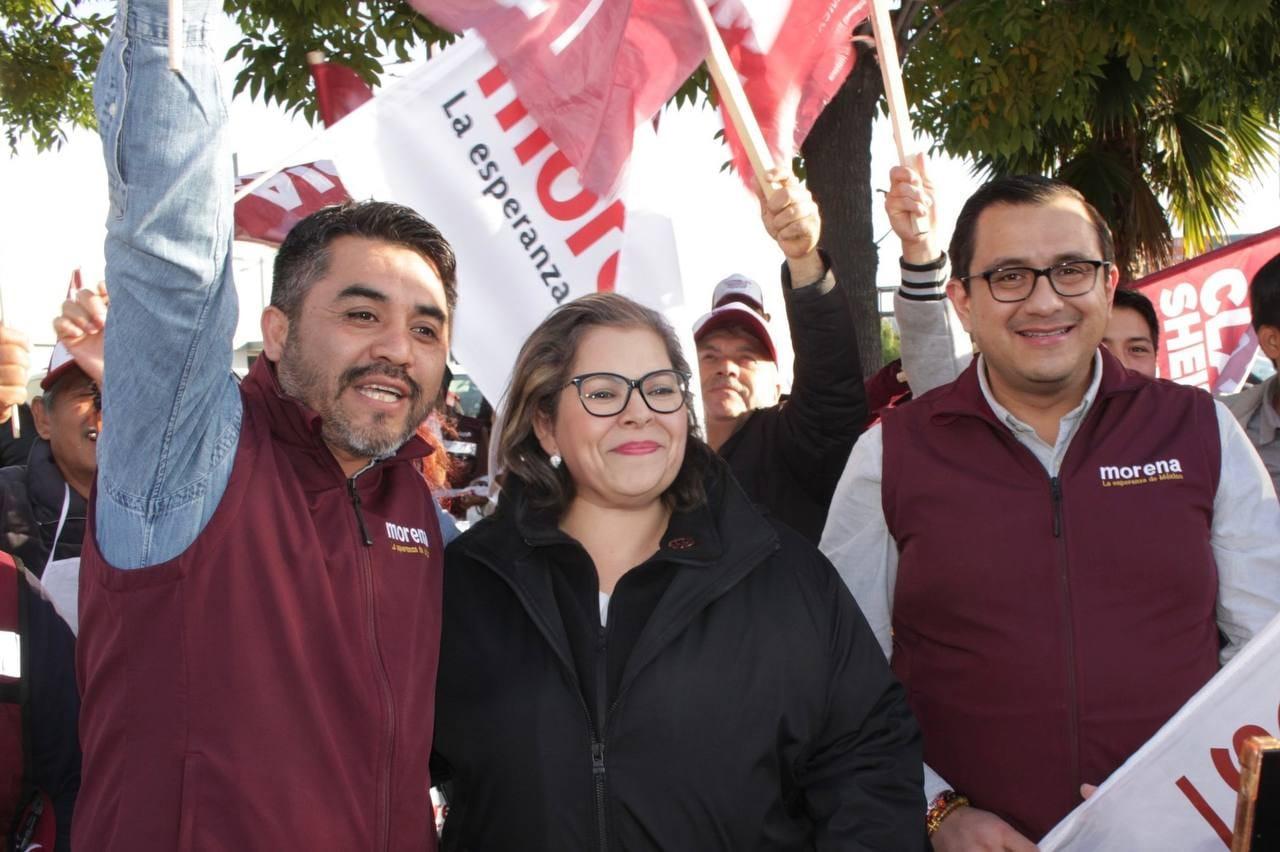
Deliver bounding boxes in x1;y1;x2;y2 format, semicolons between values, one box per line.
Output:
550;453;562;469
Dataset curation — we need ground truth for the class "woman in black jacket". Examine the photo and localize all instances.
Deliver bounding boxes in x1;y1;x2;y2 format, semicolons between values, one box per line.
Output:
433;293;922;850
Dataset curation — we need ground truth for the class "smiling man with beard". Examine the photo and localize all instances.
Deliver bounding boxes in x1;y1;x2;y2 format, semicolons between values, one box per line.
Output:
55;1;458;848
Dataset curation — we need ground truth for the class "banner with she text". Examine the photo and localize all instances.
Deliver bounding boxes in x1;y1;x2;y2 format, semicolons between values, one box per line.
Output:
1041;612;1280;850
324;39;684;402
1134;226;1280;393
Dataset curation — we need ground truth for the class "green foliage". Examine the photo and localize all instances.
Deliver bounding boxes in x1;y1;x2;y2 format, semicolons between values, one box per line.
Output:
880;318;900;365
903;0;1280;275
0;0;109;151
0;0;456;151
223;0;455;125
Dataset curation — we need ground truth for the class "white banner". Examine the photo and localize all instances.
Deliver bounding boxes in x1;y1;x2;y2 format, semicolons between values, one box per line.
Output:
1041;613;1280;850
325;39;690;403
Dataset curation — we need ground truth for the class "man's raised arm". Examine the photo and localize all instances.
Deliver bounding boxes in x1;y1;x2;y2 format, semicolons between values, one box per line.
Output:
759;170;867;492
886;161;973;396
82;0;242;568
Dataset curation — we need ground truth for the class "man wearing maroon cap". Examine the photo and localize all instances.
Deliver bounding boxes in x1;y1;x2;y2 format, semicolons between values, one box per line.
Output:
0;341;99;579
693;170;867;543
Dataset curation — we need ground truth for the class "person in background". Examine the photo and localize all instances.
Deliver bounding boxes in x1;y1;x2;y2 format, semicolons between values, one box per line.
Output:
434;292;922;850
1225;253;1280;494
1102;287;1159;378
828;172;1280;848
0;328;79;852
0;342;99;579
693;171;867;544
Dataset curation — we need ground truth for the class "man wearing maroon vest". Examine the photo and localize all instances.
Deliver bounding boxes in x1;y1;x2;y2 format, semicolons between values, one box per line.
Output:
822;175;1280;849
61;1;455;848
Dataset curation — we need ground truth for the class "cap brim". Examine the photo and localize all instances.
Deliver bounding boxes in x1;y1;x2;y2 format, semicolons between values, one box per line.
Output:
692;304;778;362
39;360;84;391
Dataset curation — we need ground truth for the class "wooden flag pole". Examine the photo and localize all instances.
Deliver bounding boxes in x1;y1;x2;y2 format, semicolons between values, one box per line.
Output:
168;0;183;72
867;0;929;234
687;0;777;195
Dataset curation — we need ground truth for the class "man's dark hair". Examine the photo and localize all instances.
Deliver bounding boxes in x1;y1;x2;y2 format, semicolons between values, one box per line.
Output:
1250;253;1280;332
1113;287;1159;348
271;201;458;322
949;175;1115;290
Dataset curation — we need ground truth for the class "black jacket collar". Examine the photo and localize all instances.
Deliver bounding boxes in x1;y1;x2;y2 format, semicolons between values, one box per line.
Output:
452;458;780;696
26;438;86;523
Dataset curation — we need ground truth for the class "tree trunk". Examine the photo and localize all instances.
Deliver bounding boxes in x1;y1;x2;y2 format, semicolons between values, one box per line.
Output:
802;44;884;380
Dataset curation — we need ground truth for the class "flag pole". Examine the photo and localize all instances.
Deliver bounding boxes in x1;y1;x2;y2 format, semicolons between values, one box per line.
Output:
867;0;928;234
687;0;776;195
167;0;183;72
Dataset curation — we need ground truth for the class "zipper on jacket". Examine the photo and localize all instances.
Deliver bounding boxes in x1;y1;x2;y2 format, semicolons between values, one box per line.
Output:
592;623;610;851
1050;475;1063;538
347;465;375;546
350;460;395;849
1050;474;1082;799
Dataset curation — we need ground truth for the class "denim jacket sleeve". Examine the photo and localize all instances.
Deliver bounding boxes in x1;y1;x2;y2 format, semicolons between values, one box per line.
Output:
92;0;242;569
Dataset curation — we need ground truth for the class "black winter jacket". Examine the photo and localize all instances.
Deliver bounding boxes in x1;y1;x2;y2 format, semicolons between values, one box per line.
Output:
719;263;867;544
0;439;86;578
433;464;922;851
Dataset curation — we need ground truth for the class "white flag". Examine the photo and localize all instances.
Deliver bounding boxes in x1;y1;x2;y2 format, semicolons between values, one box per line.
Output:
1041;612;1280;850
325;39;684;403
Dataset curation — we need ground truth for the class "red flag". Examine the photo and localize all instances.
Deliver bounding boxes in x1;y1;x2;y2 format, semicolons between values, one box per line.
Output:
1133;225;1280;392
407;0;708;195
715;0;869;184
234;161;352;246
307;54;375;127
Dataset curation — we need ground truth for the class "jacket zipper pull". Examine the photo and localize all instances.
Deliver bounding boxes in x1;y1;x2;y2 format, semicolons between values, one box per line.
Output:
591;739;608;849
347;477;374;546
591;740;606;775
1050;476;1063;538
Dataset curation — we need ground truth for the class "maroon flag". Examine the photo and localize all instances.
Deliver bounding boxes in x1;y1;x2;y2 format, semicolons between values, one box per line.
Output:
234;161;352;247
1133;225;1280;392
714;0;869;184
407;0;708;195
307;55;375;127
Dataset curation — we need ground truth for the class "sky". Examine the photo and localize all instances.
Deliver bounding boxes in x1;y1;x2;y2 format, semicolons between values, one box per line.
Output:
1;13;1278;373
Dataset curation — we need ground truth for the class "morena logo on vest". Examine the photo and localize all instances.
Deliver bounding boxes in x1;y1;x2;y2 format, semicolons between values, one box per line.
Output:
385;521;431;557
1098;457;1185;488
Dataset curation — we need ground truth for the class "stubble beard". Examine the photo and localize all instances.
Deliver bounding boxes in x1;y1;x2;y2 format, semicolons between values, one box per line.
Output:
277;330;433;462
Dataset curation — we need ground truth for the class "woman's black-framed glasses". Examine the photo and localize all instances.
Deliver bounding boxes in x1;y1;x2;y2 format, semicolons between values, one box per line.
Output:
960;259;1110;303
566;369;691;417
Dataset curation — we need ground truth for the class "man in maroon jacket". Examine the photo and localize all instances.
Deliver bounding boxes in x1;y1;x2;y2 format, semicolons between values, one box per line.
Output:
59;1;454;847
823;174;1280;849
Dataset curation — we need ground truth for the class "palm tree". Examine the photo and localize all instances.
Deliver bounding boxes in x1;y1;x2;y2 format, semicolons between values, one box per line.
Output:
907;1;1280;282
975;55;1276;280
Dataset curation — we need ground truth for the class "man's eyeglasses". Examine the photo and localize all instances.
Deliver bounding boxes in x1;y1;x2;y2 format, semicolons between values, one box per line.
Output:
566;369;690;417
960;260;1110;303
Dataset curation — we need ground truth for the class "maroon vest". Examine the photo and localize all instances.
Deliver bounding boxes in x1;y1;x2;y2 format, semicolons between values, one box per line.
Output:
75;359;444;851
882;351;1221;840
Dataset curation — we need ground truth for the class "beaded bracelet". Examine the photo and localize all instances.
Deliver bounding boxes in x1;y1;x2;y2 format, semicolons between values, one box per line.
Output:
926;790;971;837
